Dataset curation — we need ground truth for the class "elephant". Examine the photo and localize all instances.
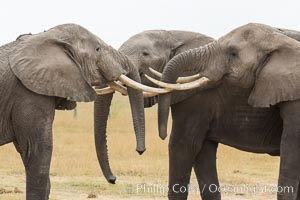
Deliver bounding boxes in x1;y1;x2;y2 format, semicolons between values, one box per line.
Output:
93;30;215;184
103;29;300;199
154;23;300;200
99;27;300;199
0;23;160;200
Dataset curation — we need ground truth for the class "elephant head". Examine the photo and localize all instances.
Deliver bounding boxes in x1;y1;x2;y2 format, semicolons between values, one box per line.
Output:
119;30;214;107
9;24;151;184
119;31;183;89
154;23;300;138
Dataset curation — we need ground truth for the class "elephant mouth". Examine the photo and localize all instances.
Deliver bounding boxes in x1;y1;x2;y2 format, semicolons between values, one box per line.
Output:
91;73;109;87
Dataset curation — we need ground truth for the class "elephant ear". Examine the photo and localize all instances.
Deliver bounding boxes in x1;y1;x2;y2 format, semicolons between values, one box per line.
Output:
170;42;184;58
9;32;97;102
248;32;300;107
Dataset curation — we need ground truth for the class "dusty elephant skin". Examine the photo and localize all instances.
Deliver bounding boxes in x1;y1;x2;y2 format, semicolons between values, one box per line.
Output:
0;24;146;200
158;23;300;200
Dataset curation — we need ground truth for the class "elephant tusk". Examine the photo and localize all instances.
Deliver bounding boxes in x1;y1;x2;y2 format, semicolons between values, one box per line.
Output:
149;67;162;78
177;74;202;83
108;82;128;95
94;87;115;95
118;74;172;94
148;67;202;83
94;85;158;97
145;74;210;90
143;92;158;98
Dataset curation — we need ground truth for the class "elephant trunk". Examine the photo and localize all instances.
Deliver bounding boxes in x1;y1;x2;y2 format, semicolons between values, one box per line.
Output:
126;69;146;154
158;42;217;139
116;51;146;153
94;93;116;184
94;50;145;184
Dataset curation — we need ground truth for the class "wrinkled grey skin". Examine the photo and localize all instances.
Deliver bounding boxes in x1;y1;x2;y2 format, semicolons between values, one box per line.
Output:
159;24;300;200
94;30;214;184
0;24;145;200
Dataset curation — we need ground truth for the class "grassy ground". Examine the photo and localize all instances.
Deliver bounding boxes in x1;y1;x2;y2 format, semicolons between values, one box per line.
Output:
0;94;280;199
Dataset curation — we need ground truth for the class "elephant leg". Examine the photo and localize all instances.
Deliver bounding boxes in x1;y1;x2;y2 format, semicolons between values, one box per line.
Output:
194;140;221;200
168;119;209;199
167;95;212;200
12;93;55;200
168;139;195;200
278;100;300;200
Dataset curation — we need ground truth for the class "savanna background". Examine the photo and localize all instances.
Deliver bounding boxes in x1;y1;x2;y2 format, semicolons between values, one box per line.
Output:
0;94;280;200
0;0;297;199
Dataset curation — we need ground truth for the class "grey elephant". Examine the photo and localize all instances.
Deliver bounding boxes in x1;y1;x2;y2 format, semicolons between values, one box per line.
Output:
95;29;300;199
0;24;156;200
96;28;300;200
154;23;300;200
93;30;215;184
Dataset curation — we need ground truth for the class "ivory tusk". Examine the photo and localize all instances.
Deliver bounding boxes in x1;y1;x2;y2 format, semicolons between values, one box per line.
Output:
148;67;201;83
108;82;128;95
145;74;210;90
149;67;162;78
177;74;201;83
143;92;158;98
94;87;115;95
94;84;158;98
118;74;172;94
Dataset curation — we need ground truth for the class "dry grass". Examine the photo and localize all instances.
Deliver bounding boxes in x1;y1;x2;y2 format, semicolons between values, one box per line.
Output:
0;94;280;199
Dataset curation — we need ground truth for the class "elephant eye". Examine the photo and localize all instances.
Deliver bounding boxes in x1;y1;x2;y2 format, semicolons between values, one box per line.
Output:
96;47;101;52
228;47;239;59
227;45;239;55
230;51;238;57
142;51;149;56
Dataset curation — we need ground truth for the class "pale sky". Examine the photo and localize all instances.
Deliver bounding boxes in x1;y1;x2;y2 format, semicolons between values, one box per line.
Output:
1;0;299;48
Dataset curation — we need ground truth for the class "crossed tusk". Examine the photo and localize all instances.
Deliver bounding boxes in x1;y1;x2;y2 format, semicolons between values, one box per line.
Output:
108;82;128;95
94;71;209;96
149;67;202;83
118;74;172;94
94;81;160;98
145;74;210;90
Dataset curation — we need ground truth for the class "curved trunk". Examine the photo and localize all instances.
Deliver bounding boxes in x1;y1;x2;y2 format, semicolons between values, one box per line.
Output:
94;50;145;184
158;43;217;139
94;93;116;184
126;69;146;153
